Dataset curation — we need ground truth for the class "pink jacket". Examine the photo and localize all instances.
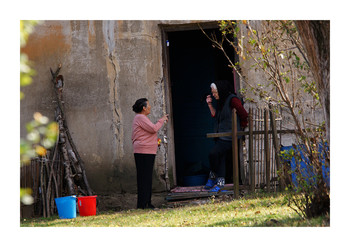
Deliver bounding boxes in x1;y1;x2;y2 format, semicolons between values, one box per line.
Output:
132;114;165;154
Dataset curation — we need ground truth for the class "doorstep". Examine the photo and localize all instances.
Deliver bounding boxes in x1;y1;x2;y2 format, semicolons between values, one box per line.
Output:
165;184;235;201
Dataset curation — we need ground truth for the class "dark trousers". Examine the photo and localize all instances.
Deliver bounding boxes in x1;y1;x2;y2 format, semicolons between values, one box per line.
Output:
134;153;155;209
208;139;232;178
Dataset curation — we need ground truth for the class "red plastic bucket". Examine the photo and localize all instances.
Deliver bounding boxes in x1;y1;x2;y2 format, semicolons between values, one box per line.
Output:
77;196;97;216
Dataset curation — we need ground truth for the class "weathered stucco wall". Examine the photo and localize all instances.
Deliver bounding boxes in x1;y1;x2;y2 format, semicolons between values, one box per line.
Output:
21;20;205;195
21;21;156;194
21;20;325;196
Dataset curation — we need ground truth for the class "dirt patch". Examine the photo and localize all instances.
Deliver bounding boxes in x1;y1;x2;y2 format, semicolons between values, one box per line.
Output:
96;192;169;211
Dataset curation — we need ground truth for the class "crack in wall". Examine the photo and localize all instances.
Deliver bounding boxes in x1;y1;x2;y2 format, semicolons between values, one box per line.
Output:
103;21;124;159
109;53;124;156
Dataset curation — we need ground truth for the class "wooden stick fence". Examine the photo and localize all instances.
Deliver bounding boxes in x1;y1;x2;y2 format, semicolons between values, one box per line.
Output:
20;152;64;218
207;107;295;198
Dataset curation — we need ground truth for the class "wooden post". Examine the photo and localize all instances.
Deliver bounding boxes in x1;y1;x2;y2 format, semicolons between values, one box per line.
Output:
269;105;282;191
258;109;262;186
232;109;239;198
264;109;270;192
249;108;255;192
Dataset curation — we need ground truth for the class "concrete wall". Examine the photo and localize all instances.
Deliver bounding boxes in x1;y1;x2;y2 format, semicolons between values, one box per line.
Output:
20;20;206;195
21;20;325;195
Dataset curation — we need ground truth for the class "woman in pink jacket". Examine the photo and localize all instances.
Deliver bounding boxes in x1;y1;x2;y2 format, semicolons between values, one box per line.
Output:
132;98;168;209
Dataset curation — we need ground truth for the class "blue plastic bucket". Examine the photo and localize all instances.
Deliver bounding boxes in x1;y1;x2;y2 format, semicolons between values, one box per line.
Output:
55;196;77;219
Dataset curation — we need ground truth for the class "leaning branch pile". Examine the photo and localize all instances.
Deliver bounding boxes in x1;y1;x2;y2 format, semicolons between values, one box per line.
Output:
50;65;93;198
21;65;93;218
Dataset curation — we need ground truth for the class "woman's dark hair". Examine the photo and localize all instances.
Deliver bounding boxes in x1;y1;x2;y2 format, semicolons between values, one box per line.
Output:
215;80;234;110
132;98;148;113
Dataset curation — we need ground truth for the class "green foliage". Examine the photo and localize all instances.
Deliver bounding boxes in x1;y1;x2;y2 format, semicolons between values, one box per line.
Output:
21;112;58;164
20;20;58;165
20;188;34;205
301;80;319;100
20;20;40;99
20;20;58;205
217;20;318;109
278;138;329;218
20;20;39;47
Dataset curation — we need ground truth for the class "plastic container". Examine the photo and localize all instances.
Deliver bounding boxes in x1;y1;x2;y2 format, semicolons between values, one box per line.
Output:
54;196;77;219
77;196;97;216
281;144;330;187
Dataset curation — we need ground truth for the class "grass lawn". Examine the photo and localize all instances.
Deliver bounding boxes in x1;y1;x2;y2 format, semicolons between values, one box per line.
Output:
20;193;329;227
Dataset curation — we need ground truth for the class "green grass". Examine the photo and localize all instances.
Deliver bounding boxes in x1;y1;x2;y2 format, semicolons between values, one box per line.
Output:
20;193;329;227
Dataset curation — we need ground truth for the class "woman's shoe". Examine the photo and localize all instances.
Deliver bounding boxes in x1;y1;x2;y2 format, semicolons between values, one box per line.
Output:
209;185;222;192
209;177;225;192
204;178;217;189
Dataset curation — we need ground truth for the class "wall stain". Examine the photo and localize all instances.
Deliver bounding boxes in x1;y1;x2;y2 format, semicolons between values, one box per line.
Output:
88;20;96;48
21;22;71;62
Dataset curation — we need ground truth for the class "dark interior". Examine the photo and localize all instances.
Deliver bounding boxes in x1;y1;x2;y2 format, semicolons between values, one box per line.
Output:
167;28;236;186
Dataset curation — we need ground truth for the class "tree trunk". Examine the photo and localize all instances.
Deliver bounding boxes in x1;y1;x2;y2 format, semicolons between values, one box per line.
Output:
295;21;330;143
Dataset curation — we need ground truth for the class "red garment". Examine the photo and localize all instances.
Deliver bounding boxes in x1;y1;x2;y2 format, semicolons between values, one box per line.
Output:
231;97;248;128
211;98;248;128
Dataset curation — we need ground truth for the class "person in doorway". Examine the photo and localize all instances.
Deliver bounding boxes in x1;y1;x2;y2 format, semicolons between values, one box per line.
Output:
132;98;168;209
205;80;248;192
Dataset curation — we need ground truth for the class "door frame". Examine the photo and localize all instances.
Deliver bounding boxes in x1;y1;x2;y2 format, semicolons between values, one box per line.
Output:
159;21;220;187
159;21;241;187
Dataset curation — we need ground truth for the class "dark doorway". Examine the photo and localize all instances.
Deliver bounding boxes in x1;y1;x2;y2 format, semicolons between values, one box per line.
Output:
167;28;237;186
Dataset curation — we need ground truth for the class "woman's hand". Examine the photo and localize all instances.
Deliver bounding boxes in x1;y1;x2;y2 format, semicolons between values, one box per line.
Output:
206;95;212;105
162;114;169;123
206;95;216;117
